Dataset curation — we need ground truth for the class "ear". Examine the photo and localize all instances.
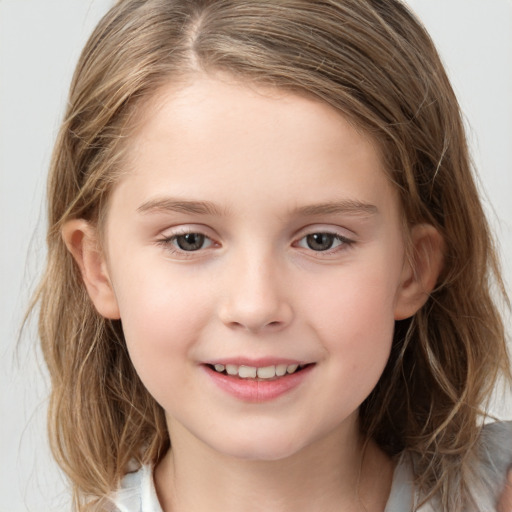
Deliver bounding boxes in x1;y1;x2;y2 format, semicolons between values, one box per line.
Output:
394;224;444;320
61;219;121;319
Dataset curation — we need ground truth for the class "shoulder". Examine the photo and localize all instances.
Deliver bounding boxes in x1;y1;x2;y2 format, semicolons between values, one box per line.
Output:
475;421;512;494
439;420;512;510
479;420;512;463
386;421;512;512
453;420;512;511
110;464;163;512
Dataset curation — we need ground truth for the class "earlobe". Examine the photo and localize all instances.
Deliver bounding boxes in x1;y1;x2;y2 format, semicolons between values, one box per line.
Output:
61;219;121;319
394;224;444;320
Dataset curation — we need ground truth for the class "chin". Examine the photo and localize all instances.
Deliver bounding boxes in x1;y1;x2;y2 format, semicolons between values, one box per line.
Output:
202;428;312;462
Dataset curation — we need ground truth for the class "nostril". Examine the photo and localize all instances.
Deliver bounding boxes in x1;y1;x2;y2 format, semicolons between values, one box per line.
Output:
218;299;294;333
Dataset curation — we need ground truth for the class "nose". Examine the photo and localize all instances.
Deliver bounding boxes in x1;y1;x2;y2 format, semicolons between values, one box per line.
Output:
217;249;294;333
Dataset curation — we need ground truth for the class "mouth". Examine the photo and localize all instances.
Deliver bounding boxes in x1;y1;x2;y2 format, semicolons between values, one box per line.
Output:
205;362;313;381
203;361;315;402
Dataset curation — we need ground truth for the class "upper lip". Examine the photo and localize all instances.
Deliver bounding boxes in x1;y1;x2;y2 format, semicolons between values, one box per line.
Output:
203;357;312;367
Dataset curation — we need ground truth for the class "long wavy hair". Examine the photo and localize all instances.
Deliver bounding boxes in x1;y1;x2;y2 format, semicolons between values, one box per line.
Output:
34;0;510;510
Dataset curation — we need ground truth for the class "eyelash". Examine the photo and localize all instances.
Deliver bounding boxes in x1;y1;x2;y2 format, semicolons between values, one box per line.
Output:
157;230;216;257
294;232;354;255
156;229;355;257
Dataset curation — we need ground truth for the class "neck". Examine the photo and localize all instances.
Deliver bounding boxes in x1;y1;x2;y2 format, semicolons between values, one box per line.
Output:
154;419;394;512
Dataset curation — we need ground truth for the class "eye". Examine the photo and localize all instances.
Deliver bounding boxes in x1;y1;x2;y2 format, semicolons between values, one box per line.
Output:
159;231;215;253
174;233;209;251
296;232;351;252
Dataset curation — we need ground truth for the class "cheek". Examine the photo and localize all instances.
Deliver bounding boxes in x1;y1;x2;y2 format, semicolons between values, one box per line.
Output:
319;286;396;415
304;261;400;374
111;261;212;379
326;287;395;367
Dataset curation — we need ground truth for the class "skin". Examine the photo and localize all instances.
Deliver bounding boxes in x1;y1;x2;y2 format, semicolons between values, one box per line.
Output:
498;469;512;512
64;74;444;511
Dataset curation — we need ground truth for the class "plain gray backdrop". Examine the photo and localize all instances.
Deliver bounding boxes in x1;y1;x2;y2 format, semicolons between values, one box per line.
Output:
1;1;511;511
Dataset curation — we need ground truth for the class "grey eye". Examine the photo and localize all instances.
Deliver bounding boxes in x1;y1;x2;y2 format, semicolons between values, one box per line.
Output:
305;233;337;251
175;233;206;251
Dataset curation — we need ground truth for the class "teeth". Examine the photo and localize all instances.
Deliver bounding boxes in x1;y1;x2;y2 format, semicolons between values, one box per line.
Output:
212;363;305;380
275;364;287;376
286;364;298;374
226;364;238;376
257;366;276;379
238;365;257;378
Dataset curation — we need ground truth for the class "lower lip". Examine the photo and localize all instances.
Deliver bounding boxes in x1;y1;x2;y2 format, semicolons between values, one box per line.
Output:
203;364;314;403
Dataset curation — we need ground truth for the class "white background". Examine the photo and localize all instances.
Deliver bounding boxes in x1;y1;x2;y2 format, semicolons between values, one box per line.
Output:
1;1;511;510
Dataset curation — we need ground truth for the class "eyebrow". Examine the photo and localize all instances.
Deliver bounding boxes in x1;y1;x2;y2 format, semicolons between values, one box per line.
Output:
136;197;378;218
137;198;226;216
293;200;378;217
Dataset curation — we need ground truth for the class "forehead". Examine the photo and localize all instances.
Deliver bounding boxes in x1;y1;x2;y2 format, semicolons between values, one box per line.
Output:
110;73;398;222
132;72;379;144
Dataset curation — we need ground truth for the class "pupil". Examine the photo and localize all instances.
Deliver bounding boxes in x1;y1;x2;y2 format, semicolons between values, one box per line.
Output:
307;233;334;251
177;233;204;251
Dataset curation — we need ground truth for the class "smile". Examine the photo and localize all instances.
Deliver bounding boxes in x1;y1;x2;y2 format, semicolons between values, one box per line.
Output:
209;363;308;380
203;362;315;402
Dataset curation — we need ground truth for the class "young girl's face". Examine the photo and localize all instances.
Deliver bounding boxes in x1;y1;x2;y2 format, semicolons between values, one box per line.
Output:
83;74;426;461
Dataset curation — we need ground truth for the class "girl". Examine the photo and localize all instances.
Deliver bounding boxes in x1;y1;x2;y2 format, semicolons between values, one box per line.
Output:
35;0;512;510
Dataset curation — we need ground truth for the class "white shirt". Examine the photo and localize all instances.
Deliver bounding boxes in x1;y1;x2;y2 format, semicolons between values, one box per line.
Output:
112;422;512;512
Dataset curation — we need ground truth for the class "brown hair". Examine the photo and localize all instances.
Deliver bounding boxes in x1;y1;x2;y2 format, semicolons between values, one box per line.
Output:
35;0;510;510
